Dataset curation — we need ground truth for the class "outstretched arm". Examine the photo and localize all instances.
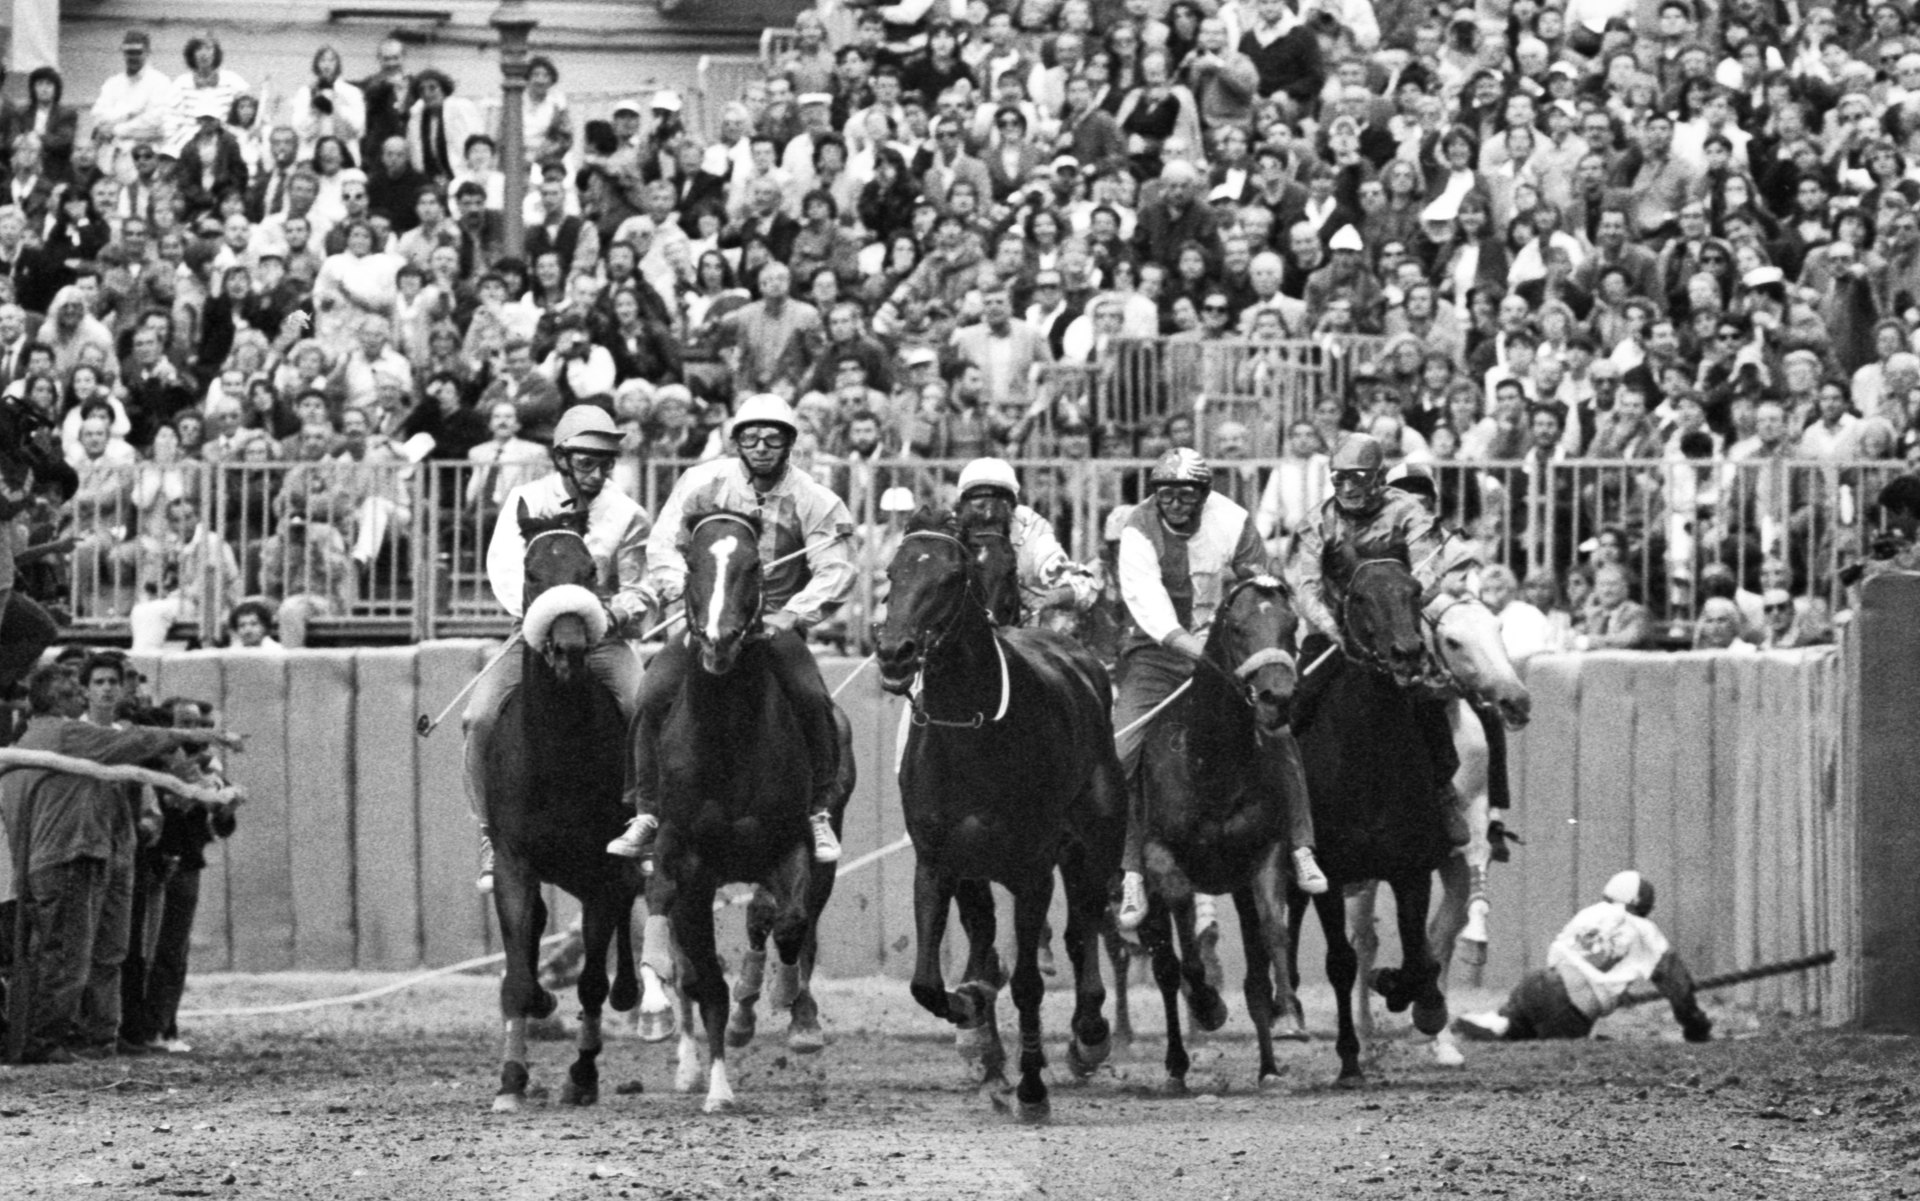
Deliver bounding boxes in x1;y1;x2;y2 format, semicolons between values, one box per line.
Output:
0;747;244;809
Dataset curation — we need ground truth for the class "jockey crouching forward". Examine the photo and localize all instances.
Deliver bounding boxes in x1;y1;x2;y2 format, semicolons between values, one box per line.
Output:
955;457;1098;622
607;394;854;866
1285;433;1468;846
464;407;654;891
1114;449;1327;932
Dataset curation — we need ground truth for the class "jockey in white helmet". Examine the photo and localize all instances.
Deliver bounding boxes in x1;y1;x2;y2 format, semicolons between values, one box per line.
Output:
606;394;855;866
465;405;655;892
1112;448;1327;931
954;457;1098;622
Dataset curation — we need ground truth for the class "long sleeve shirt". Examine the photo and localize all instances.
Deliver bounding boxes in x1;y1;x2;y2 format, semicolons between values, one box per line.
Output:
646;458;855;629
1284;491;1447;642
1009;504;1098;614
0;719;185;877
1118;492;1267;651
91;67;176;151
486;472;653;623
1546;900;1672;1020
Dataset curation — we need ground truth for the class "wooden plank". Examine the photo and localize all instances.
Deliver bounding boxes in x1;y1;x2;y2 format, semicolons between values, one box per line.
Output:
220;653;295;972
414;640;496;968
1665;654;1717;978
1514;654;1582;978
814;657;887;980
1713;653;1754;989
874;693;915;981
153;654;230;973
1573;655;1636;913
1754;658;1786;1013
283;650;357;969
1628;654;1676;954
352;649;422;969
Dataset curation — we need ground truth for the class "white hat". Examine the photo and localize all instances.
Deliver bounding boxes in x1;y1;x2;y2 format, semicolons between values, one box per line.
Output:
957;457;1020;499
880;486;918;513
797;92;833;107
1208;183;1238;203
901;346;938;367
613;97;643;115
652;90;682;113
1329;225;1364;252
1743;265;1786;290
1050;154;1081;173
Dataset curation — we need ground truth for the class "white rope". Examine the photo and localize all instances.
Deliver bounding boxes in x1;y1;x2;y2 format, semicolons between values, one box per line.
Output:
829;655;875;701
1112;678;1193;742
177;832;921;1019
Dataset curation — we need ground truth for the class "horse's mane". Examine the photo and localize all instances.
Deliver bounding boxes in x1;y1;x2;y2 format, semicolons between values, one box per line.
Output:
904;504;960;538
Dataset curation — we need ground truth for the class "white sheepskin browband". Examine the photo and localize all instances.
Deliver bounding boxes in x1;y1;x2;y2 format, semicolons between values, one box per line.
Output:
522;584;610;650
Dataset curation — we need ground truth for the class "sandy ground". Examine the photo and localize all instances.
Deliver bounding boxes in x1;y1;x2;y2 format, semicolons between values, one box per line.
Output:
1;970;1915;1201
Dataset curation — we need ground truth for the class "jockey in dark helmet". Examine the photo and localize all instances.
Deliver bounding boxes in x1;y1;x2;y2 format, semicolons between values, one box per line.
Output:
464;405;656;891
955;456;1097;621
1285;432;1468;845
608;393;853;867
1112;447;1327;931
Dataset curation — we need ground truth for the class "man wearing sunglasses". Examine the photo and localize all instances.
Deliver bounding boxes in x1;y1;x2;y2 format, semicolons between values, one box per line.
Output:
1284;432;1466;845
610;394;853;866
465;406;655;891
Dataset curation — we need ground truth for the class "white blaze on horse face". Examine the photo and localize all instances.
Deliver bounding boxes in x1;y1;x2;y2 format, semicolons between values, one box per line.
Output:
706;535;739;645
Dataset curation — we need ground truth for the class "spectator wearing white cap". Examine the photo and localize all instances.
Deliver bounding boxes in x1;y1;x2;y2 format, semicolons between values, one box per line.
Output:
91;30;176;178
781;92;838;203
1305;223;1385;332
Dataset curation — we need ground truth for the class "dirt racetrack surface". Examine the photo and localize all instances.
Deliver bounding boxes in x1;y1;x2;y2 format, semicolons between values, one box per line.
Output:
2;973;1916;1201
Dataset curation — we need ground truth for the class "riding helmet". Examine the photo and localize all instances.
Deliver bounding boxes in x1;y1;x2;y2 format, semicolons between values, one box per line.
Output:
1386;460;1438;502
1147;447;1211;493
1329;433;1386;474
1602;869;1656;917
730;393;800;443
957;457;1020;501
552;406;625;454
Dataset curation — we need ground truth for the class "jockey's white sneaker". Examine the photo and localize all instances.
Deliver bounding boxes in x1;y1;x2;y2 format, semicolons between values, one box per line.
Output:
1292;846;1329;895
476;834;495;893
1117;871;1148;932
811;813;842;863
1452;1011;1509;1040
606;813;658;858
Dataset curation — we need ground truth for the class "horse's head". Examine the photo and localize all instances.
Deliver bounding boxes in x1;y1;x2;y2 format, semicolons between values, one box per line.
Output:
1335;550;1428;686
1425;594;1532;729
875;505;979;694
518;499;600;683
958;506;1021;627
683;509;763;676
1208;575;1299;734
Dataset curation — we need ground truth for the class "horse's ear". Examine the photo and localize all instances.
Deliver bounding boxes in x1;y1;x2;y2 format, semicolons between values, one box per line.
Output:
905;504;956;536
516;497;535;539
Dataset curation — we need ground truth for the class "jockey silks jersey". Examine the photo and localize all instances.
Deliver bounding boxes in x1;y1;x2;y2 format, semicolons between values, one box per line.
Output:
647;458;856;628
1545;900;1672;1020
1008;504;1098;617
1117;491;1267;653
486;473;654;622
1285;490;1448;642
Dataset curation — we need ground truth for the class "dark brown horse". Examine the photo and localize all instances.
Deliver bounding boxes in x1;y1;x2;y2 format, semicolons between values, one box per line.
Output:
1133;575;1304;1091
643;509;851;1113
1287;552;1453;1082
483;501;641;1112
875;507;1124;1122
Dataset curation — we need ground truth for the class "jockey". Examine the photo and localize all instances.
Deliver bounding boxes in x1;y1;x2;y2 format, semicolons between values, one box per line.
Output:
1113;448;1327;931
607;393;855;865
954;457;1098;622
1285;432;1467;845
464;406;654;891
1454;870;1712;1042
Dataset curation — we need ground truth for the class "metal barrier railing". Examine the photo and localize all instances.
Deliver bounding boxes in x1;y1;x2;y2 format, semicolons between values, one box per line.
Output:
46;454;1900;646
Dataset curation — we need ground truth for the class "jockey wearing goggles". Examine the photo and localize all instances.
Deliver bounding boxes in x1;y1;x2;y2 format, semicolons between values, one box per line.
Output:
606;394;855;867
1112;448;1327;931
955;457;1098;622
464;406;655;891
1284;432;1467;845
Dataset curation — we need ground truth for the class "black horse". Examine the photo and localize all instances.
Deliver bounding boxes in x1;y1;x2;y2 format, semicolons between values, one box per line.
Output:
875;507;1124;1122
643;509;852;1114
1133;575;1305;1091
483;501;642;1112
1287;551;1454;1082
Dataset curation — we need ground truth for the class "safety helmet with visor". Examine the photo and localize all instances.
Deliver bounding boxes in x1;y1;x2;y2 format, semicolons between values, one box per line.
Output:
551;405;624;496
1148;447;1212;525
1330;433;1387;513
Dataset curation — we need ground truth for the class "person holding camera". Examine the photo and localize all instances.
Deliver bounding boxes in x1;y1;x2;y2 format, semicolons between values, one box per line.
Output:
537;310;616;405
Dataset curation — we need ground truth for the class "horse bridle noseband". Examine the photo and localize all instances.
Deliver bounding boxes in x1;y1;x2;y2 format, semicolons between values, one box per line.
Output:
1337;557;1436;681
1211;575;1299;709
892;530;1009;728
1419;592;1483;694
686;512;765;644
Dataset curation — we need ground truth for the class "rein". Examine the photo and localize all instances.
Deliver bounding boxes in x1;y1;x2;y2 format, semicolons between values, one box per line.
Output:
896;530;1011;729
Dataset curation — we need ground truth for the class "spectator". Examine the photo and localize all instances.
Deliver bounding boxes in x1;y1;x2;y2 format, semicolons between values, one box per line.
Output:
1576;563;1653;650
1691;597;1754;653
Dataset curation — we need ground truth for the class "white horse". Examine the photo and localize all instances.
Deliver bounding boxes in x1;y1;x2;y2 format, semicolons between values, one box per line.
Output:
1349;592;1531;1066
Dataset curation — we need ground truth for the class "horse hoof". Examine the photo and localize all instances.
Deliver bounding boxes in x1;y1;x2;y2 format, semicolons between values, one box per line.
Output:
1455;935;1488;967
1258;1071;1285;1091
1370;968;1413;1013
1017;1097;1051;1125
1065;1036;1110;1079
726;1011;757;1049
1412;997;1450;1037
638;1008;678;1043
558;1081;598;1106
955;1022;996;1063
1162;1075;1189;1097
491;1091;525;1113
1334;1066;1365;1088
1272;1017;1311;1043
702;1096;736;1115
1432;1039;1465;1068
787;1022;826;1055
1192;991;1230;1034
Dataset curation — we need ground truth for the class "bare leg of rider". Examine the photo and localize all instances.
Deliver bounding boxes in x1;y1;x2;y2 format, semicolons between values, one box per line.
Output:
763;628;843;862
607;634;689;866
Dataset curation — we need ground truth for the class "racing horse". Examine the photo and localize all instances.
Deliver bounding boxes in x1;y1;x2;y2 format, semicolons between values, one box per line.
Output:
642;509;851;1114
1286;550;1455;1082
1131;574;1306;1092
876;507;1124;1122
483;501;642;1112
1349;591;1530;1066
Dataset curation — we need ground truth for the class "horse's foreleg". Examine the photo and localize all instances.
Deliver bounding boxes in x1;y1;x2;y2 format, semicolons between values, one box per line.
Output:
609;887;640;1013
728;888;775;1049
1008;871;1054;1122
1348;882;1381;1044
908;857;959;1023
1240;852;1291;1087
670;879;734;1114
560;896;616;1106
766;842;822;1055
1143;898;1189;1093
1058;845;1113;1079
637;909;679;1043
1426;856;1472;1068
1104;917;1135;1047
1171;893;1226;1035
490;855;550;1113
951;877;1007;1082
1387;871;1447;1037
1273;887;1310;1041
1314;889;1363;1083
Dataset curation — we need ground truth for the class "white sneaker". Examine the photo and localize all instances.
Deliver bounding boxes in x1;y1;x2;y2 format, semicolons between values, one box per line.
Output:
606;813;658;858
159;1038;193;1054
1292;847;1329;895
1117;871;1148;932
476;834;495;894
1452;1012;1510;1041
810;813;842;863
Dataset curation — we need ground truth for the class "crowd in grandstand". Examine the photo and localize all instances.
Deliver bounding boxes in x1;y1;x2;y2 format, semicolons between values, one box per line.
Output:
0;2;1912;646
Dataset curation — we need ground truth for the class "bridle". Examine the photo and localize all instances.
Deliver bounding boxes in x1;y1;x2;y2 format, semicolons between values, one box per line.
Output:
890;529;1010;729
1419;591;1482;694
1337;556;1433;681
686;511;763;645
1210;574;1298;710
